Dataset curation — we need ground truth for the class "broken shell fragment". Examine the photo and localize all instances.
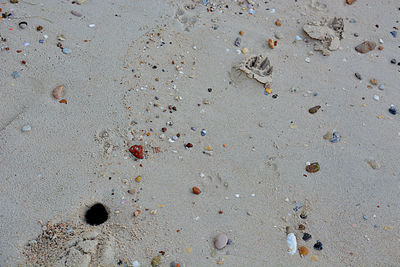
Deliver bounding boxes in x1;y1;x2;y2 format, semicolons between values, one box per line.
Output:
52;85;65;99
287;233;297;255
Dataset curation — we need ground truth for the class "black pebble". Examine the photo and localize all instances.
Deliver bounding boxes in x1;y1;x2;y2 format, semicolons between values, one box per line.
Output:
208;88;212;92
302;233;312;241
389;106;397;115
272;94;278;99
313;240;323;251
391;59;397;64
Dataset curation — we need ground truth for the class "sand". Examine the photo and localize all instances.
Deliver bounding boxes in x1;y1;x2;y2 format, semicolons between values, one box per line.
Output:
0;0;399;266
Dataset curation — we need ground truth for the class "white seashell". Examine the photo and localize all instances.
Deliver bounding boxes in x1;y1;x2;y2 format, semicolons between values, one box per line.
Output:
287;233;297;255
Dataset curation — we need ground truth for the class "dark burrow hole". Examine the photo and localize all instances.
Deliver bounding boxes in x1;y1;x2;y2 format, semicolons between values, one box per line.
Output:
85;203;109;225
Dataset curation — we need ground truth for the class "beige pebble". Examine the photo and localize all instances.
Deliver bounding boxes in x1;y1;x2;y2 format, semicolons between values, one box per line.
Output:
52;85;65;99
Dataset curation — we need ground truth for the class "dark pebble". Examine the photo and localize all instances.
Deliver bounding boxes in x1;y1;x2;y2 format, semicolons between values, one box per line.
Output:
389;106;397;115
227;239;232;245
208;88;212;92
300;211;308;219
313;240;323;250
272;94;278;99
302;233;312;241
355;72;362;80
234;37;241;47
391;59;397;64
390;31;397;38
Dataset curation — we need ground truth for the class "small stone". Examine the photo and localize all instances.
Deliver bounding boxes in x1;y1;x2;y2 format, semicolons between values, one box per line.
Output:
308;105;321;114
389;105;397;115
12;71;20;79
323;131;333;140
268;38;275;49
234;37;241;47
355;41;376;53
355;72;362;80
305;162;320;173
299;246;309;257
62;48;72;54
313;241;323;251
302;233;312;241
390;31;397;38
366;159;380;170
71;10;83;17
88;24;96;28
192;186;201;195
311;255;318;261
128;189;136;194
300;211;308;219
132;260;140;267
10;0;19;3
18;21;28;29
346;0;357;5
22;125;31;132
151;255;162;267
391;59;397;64
201;129;206;136
275;18;282;26
52;85;65;99
363;215;368;220
135;176;142;182
370;78;378;85
378;84;384;90
274;32;282;39
241;47;248;54
354;33;359;37
305;57;311;63
373;95;379;101
330;131;341;143
214;233;228;250
298;224;306;230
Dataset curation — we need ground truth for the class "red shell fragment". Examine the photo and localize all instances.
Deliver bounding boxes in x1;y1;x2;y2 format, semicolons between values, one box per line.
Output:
129;145;143;159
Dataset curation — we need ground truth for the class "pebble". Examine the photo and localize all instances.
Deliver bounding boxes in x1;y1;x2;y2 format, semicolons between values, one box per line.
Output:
39;39;45;44
390;31;397;38
12;71;20;79
346;0;357;4
391;59;397;64
305;57;311;63
295;35;302;41
298;224;306;230
88;24;96;28
18;21;28;29
302;233;312;241
274;32;282;39
191;127;197;131
355;72;362;80
172;135;178;141
192;186;201;195
299;246;309;257
52;85;65;99
151;255;162;267
234;37;241;47
388;105;397;115
363;215;368;220
305;162;320;173
132;260;140;267
373;95;379;101
370;78;378;85
330;131;341;143
62;48;72;54
135;176;142;182
22;125;31;132
308;105;321;114
378;84;384;90
201;129;206;136
214;233;228;250
355;41;376;53
354;33;359;37
241;47;248;54
313;241;323;251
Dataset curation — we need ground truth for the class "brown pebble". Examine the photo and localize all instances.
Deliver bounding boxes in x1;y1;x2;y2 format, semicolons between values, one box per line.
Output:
192;186;201;195
308;105;321;114
52;85;65;99
346;0;357;5
36;25;43;31
299;246;309;257
298;224;306;230
268;38;275;49
370;78;378;85
355;41;376;53
239;30;244;36
275;18;282;26
128;189;136;195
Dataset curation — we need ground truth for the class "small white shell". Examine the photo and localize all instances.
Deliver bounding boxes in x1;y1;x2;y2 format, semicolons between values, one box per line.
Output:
287;233;297;255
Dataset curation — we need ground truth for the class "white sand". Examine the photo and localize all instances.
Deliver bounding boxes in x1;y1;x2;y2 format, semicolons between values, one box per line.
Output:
1;0;399;266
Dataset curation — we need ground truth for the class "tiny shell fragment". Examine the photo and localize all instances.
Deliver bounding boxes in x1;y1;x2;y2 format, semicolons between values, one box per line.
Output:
52;85;65;99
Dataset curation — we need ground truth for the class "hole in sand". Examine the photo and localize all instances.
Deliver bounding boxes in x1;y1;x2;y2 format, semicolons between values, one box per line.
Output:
85;203;109;225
